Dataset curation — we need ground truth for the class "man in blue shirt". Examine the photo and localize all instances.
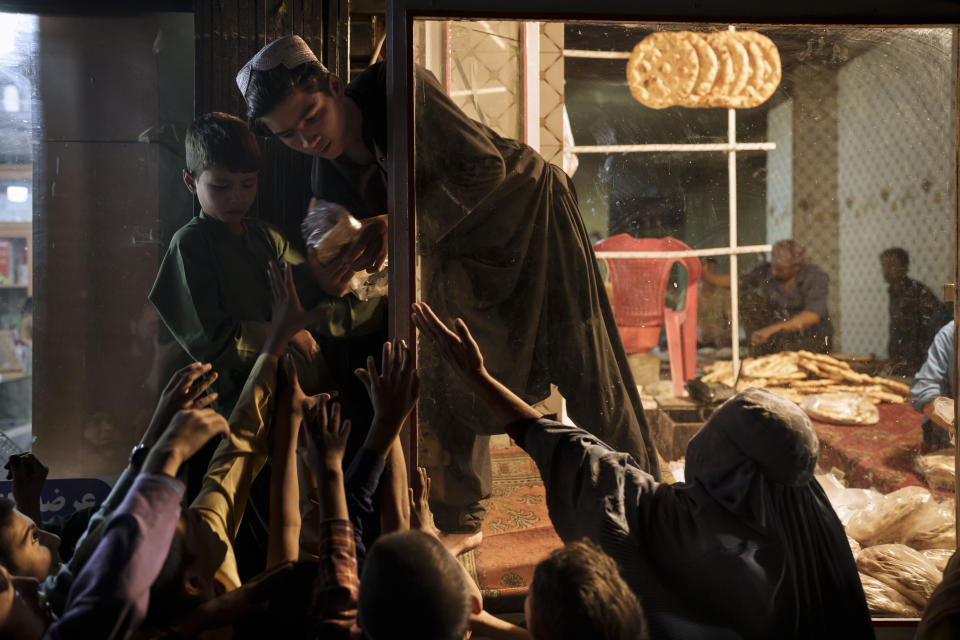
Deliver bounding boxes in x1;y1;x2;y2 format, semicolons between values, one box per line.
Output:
910;320;954;452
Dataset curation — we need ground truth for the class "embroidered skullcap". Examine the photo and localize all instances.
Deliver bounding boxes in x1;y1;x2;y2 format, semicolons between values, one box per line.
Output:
771;239;807;268
236;35;325;98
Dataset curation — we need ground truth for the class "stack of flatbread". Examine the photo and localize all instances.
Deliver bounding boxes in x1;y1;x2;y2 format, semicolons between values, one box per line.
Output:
626;30;781;110
701;351;910;409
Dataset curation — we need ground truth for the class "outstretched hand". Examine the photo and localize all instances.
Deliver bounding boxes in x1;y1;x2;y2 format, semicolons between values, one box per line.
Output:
266;261;329;360
356;340;419;454
143;362;219;449
301;396;351;474
411;302;485;382
143;408;230;477
408;466;440;538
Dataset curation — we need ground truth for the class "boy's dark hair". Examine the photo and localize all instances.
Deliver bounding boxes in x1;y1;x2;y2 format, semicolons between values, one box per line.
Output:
529;539;647;640
185;112;261;176
144;527;195;628
244;62;331;135
0;498;17;571
358;530;471;640
881;247;909;268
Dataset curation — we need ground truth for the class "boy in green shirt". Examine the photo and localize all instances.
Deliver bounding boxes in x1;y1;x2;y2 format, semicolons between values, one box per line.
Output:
148;112;386;577
149;111;384;419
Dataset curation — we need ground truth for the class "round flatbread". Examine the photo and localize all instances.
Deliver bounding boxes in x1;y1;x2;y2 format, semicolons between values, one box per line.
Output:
704;31;751;108
678;31;719;107
626;32;699;109
731;31;782;108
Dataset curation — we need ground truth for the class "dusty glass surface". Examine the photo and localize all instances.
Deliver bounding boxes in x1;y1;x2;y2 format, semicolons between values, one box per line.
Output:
1;11;195;480
412;19;956;618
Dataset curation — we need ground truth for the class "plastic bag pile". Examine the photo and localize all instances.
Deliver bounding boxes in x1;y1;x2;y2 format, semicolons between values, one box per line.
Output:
818;472;956;616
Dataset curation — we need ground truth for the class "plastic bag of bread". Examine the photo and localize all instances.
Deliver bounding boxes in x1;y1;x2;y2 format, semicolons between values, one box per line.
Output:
858;572;919;616
800;392;879;425
848;536;862;560
921;549;956;573
816;471;884;526
857;543;943;607
302;201;388;300
901;498;956;550
845;486;931;546
914;451;955;493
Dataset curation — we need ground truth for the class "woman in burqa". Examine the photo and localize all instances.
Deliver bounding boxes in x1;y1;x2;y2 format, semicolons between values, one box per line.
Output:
526;386;874;638
412;300;874;640
413;303;873;640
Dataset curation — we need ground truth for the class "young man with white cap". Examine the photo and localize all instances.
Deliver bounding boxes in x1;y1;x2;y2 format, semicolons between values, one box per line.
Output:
235;35;661;549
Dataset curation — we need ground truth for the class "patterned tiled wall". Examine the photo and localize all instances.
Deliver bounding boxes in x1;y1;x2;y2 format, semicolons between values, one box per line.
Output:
791;65;842;349
765;99;793;245
418;20;565;163
539;22;564;166
447;21;522;139
837;31;955;357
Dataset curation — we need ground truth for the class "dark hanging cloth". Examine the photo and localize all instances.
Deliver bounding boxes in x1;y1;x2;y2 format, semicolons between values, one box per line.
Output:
312;62;659;532
515;387;874;639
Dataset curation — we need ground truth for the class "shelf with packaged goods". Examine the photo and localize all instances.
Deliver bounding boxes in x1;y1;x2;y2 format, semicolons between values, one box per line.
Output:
0;222;32;297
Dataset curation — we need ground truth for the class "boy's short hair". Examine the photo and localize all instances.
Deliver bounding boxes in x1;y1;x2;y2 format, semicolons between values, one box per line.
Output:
359;530;471;640
529;539;647;640
244;62;330;135
185;112;261;176
0;498;17;570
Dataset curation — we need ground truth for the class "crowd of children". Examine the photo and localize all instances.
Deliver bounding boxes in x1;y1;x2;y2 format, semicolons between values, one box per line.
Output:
0;32;958;640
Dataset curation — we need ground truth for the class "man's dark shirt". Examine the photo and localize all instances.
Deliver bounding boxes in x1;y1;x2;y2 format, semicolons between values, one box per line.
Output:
888;276;942;376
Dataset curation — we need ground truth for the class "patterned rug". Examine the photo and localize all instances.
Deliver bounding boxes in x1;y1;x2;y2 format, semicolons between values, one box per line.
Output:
813;402;930;494
471;437;561;612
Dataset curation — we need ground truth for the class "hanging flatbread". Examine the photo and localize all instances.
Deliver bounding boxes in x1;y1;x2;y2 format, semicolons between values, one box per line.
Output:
626;32;699;109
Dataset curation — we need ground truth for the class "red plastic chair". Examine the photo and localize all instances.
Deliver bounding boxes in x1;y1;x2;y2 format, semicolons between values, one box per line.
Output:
594;234;702;397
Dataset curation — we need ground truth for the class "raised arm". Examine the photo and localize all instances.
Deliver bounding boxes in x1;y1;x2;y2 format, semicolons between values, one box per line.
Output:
355;340;419;535
411;302;659;552
411;302;540;427
46;409;229;640
191;261;331;589
42;361;219;616
300;396;362;635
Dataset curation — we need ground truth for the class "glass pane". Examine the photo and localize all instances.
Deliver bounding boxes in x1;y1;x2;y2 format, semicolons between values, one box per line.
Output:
12;12;195;480
410;18;957;622
0;14;36;461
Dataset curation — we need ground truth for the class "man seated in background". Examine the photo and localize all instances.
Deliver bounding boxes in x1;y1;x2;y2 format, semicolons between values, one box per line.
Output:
701;239;833;355
880;247;946;377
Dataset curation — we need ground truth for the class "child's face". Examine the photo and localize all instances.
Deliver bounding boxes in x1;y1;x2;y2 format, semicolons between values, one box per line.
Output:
184;166;258;226
259;77;351;159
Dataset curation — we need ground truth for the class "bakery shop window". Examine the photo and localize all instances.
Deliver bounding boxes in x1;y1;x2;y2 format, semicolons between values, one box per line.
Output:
0;10;196;481
404;18;956;620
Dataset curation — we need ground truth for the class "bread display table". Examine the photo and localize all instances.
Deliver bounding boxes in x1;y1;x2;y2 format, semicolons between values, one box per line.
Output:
813;403;932;494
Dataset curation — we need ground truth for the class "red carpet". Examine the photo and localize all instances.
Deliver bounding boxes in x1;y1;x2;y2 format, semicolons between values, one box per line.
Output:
813;403;930;493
